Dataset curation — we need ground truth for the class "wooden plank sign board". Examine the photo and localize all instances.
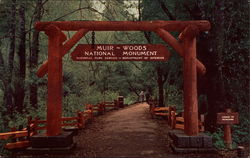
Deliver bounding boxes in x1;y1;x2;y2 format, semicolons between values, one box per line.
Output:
71;44;170;61
217;112;239;124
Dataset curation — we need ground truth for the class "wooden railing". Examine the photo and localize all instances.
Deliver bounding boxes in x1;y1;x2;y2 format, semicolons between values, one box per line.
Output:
169;111;205;132
0;100;119;150
148;102;205;132
102;100;118;110
0;127;30;150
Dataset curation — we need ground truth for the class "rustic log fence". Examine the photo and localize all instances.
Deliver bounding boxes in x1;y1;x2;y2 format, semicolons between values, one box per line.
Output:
0;100;121;150
148;101;205;132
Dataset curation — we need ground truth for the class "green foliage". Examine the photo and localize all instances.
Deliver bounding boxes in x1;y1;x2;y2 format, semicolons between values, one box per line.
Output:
0;0;249;154
232;115;250;145
207;129;226;149
124;94;137;105
165;84;183;111
206;113;250;149
207;128;238;150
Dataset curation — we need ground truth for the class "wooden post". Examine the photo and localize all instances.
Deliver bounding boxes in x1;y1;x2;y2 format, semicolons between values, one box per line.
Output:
103;103;106;112
114;99;118;110
101;103;105;114
217;108;239;149
33;117;39;135
182;25;199;136
77;111;83;129
45;25;66;136
168;106;176;125
88;105;93;119
224;108;232;149
170;110;176;129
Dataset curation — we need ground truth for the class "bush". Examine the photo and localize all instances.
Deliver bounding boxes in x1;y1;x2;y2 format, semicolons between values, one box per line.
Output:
206;128;226;149
232;114;250;145
165;84;183;111
124;94;137;105
206;122;248;150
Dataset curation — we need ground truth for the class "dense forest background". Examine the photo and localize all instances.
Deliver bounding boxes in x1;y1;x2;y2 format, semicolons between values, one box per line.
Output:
0;0;249;149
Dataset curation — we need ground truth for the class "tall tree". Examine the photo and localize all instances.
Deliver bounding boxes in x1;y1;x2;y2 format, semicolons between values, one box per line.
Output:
4;0;16;114
141;0;179;107
203;0;227;131
14;1;26;113
157;66;167;107
29;0;43;108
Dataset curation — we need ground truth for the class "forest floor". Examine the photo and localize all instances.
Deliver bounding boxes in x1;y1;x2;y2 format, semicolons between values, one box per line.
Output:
15;102;239;158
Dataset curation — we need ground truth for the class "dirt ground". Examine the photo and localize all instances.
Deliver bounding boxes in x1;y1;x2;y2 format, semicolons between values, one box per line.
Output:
15;102;241;158
71;103;222;158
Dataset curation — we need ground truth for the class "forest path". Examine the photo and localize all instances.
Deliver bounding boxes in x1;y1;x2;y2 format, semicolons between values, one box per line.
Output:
73;102;219;158
74;102;178;158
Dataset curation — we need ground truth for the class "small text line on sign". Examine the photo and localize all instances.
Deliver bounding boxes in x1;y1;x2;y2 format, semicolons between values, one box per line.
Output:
217;112;239;125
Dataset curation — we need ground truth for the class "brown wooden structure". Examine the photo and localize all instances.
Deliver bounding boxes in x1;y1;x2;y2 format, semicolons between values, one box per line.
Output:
0;100;119;150
35;20;210;136
217;108;239;149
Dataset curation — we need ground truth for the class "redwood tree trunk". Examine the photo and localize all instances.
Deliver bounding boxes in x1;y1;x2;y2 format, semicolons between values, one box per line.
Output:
29;0;43;108
14;2;26;113
157;67;165;107
5;0;16;114
204;0;226;131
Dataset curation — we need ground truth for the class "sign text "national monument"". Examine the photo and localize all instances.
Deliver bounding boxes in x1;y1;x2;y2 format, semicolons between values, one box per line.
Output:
71;44;170;61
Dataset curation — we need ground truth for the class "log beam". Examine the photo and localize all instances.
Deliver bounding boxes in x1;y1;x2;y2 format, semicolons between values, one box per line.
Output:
178;25;200;41
155;28;206;75
35;20;211;32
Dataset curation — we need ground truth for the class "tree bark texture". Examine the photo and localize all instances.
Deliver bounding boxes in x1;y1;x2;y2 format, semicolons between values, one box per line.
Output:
5;0;16;114
204;0;226;131
14;2;26;113
157;67;165;107
29;0;43;108
183;34;199;136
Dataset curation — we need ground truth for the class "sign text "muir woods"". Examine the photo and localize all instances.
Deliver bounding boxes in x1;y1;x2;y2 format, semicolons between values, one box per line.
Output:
71;44;170;61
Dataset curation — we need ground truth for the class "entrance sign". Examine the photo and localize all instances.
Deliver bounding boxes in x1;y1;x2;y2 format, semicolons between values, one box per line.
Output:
35;20;211;137
217;112;239;125
71;44;170;61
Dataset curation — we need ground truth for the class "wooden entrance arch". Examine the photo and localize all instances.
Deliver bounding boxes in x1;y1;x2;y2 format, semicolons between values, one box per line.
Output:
35;20;210;137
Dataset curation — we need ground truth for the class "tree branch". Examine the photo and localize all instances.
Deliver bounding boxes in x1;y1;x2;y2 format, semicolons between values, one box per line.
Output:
163;73;168;83
0;6;111;40
129;61;143;71
126;79;139;97
138;0;142;21
53;7;112;21
157;0;176;20
143;31;151;44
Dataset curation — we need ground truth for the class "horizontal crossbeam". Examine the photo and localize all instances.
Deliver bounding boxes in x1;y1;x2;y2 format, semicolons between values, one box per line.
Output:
35;20;210;32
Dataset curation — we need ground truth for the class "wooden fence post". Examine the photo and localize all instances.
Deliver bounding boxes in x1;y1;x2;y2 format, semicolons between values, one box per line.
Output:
33;117;39;136
171;110;176;129
77;111;83;129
